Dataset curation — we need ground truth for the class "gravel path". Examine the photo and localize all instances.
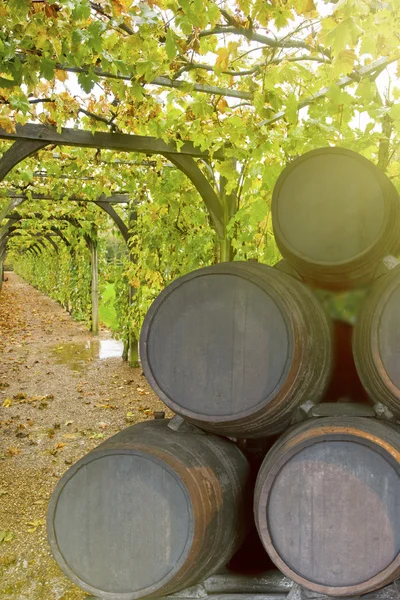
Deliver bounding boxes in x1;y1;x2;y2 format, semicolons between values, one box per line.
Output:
0;272;170;599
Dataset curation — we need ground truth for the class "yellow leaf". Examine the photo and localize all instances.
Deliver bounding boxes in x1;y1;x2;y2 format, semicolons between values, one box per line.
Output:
0;117;16;134
6;447;22;457
215;48;230;72
55;69;69;82
26;519;44;533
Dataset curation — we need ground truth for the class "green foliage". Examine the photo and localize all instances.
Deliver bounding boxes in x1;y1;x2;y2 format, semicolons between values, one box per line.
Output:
2;0;400;347
11;239;94;327
99;282;118;331
124;168;216;337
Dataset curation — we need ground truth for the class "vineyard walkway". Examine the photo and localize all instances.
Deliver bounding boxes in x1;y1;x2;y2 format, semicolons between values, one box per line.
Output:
0;271;168;600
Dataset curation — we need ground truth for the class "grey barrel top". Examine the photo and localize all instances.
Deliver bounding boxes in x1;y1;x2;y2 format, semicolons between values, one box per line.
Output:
140;262;332;438
254;416;400;597
272;147;400;290
47;419;251;600
353;264;400;415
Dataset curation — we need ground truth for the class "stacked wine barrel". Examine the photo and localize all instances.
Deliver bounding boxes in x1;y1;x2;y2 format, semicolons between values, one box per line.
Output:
47;147;400;600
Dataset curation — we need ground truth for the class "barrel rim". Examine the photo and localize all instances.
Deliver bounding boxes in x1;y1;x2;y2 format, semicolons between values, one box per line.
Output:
255;426;400;596
271;146;397;269
363;271;400;398
47;448;195;600
140;263;296;423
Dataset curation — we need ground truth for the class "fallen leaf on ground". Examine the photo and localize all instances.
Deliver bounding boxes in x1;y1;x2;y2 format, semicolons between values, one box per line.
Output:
6;447;22;457
26;520;45;533
0;531;14;544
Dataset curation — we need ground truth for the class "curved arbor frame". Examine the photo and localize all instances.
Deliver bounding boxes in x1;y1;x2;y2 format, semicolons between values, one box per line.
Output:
0;124;234;363
2;202;129;336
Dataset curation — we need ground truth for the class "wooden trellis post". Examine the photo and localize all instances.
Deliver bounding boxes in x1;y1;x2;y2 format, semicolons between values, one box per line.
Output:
91;239;99;335
86;227;99;336
128;209;139;367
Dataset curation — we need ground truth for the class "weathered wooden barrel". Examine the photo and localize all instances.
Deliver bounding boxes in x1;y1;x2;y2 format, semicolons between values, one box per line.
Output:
272;147;400;290
254;417;400;596
353;264;400;415
47;419;251;600
140;262;332;438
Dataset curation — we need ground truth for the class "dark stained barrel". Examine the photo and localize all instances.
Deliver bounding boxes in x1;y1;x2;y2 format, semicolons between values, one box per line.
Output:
140;262;332;438
353;264;400;415
323;319;371;404
254;417;400;596
47;420;251;600
272;147;400;290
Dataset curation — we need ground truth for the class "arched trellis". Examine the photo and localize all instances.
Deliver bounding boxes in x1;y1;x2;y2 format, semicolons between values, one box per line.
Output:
0;192;131;249
3;210;106;334
8;231;55;255
0;124;237;363
1;191;134;338
0;124;229;244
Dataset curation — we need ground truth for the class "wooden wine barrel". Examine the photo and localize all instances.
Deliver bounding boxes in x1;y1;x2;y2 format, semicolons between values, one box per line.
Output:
272;147;400;290
47;420;251;600
140;262;332;438
254;417;400;596
353;264;400;415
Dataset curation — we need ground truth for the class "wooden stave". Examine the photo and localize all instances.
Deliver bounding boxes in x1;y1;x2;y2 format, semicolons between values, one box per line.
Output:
195;263;332;437
140;262;332;438
271;147;400;290
254;416;400;597
47;420;251;600
353;265;400;416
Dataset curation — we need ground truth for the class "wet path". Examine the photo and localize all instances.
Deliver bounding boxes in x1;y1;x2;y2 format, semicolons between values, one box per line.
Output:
0;273;168;600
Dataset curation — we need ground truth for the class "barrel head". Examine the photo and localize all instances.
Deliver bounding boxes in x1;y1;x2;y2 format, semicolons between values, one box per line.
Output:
141;268;291;421
256;426;400;595
48;451;192;598
273;148;385;264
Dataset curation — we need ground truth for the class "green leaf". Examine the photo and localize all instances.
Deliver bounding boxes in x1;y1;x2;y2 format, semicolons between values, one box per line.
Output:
389;104;400;120
77;71;98;93
40;57;56;80
87;21;105;53
9;95;30;113
285;94;298;125
356;79;376;105
165;30;177;61
0;76;16;88
324;18;363;54
331;49;356;77
207;2;221;26
71;0;91;21
20;168;34;184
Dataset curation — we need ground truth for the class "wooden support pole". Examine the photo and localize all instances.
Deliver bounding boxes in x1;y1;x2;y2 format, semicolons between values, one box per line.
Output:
91;239;99;335
127;210;139;367
128;281;139;367
218;164;238;262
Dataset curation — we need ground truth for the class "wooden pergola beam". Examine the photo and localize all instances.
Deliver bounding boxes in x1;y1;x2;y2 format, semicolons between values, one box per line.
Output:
0;124;224;159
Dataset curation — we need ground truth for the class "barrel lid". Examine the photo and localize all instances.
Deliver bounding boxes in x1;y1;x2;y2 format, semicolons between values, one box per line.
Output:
272;147;395;267
140;263;294;423
256;421;400;595
47;450;193;599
